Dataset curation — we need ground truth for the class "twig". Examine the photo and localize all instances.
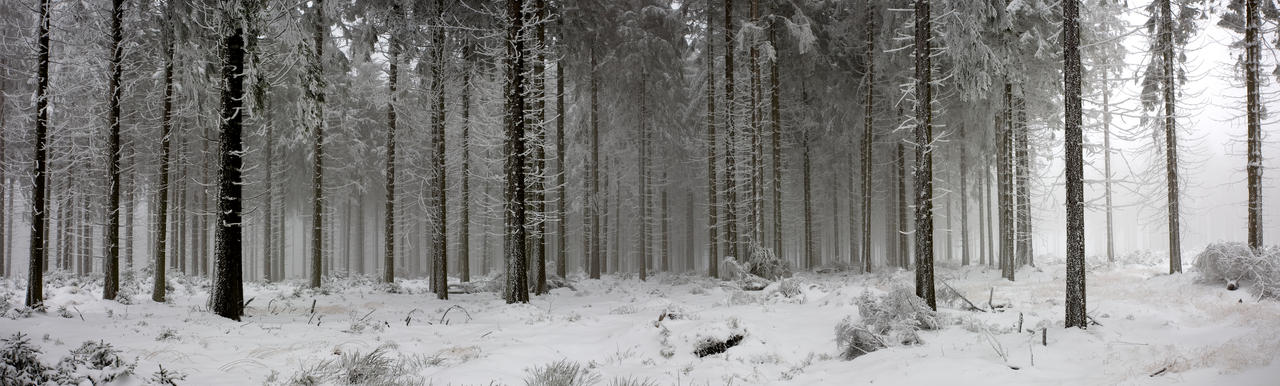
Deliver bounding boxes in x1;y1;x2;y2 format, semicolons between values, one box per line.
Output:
940;280;987;312
405;308;421;326
1150;367;1168;377
73;307;85;321
988;288;995;310
309;299;317;315
440;305;473;324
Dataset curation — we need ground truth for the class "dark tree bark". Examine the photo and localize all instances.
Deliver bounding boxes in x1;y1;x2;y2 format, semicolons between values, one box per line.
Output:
722;0;739;262
803;139;813;270
209;14;247;321
589;47;601;279
769;25;782;261
706;0;720;278
384;21;399;285
431;0;448;299
461;41;473;282
503;0;529;303
638;70;649;281
861;9;875;273
531;0;548;294
309;0;328;288
1245;0;1263;251
1063;0;1087;329
1158;0;1182;274
1015;95;1032;267
897;142;909;269
555;55;566;280
26;0;51;308
913;0;936;310
103;0;124;299
999;84;1014;280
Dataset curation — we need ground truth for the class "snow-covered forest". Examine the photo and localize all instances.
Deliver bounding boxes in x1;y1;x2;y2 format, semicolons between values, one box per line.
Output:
1;0;1279;384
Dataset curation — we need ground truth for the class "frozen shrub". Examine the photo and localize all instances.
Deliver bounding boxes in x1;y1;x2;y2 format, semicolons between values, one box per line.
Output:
0;333;52;384
57;340;136;384
1195;242;1280;299
286;345;423;386
856;287;938;345
693;334;744;357
147;365;187;386
746;244;792;280
777;278;803;298
523;359;600;386
834;316;885;360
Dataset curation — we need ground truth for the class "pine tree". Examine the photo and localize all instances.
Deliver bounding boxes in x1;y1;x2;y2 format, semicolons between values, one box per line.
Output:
1244;0;1264;250
1063;0;1087;329
705;0;719;279
861;5;875;273
103;0;124;300
25;0;51;308
431;0;448;299
913;0;936;310
309;0;328;288
384;7;400;285
504;0;530;304
209;4;248;321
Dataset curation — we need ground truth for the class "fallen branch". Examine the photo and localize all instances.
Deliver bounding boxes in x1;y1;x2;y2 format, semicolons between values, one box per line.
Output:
405;308;421;326
440;305;473;325
940;280;987;312
1150;367;1168;377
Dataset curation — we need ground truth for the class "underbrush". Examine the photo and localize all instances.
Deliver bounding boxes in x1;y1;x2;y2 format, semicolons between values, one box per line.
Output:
1195;242;1280;299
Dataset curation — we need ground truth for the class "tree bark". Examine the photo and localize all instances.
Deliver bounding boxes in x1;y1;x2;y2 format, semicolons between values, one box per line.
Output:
384;19;399;285
431;0;448;299
861;9;875;273
1159;0;1182;274
913;0;936;310
1245;0;1263;251
1063;0;1087;329
310;0;327;288
1102;71;1114;262
706;1;719;278
589;47;602;279
209;13;247;321
26;0;51;308
504;0;529;303
103;0;124;299
460;41;473;282
723;0;739;262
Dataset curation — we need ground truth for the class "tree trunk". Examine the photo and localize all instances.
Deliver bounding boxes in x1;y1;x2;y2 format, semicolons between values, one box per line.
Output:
723;0;739;262
1063;0;1087;329
431;0;448;298
1245;0;1263;251
661;174;670;272
209;13;247;321
263;99;274;281
749;0;763;247
26;0;52;307
384;23;399;284
503;0;529;303
769;25;782;261
706;0;720;278
101;0;124;298
555;55;567;280
1015;95;1032;267
638;71;649;281
1102;72;1115;262
589;47;602;279
897;142;909;269
803;140;813;270
460;42;473;282
530;0;547;295
913;0;936;310
960;127;970;266
999;84;1014;280
310;0;327;288
860;10;875;273
1159;0;1182;274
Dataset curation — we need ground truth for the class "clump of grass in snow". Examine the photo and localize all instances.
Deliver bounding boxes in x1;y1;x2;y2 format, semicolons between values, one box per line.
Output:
285;345;425;386
522;359;601;386
607;376;660;386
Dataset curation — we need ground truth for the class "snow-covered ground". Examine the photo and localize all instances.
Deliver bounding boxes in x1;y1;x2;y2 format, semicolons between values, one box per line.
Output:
2;259;1278;385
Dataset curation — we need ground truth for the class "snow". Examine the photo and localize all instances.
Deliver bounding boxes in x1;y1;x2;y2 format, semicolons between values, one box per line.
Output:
1;260;1278;385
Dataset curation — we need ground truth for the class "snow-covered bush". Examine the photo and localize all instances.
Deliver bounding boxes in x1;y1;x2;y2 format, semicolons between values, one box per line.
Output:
1194;242;1280;299
691;318;748;357
147;365;187;385
855;287;938;345
56;340;136;384
286;345;423;386
0;333;52;384
746;244;792;280
608;376;660;386
834;316;885;360
522;359;600;386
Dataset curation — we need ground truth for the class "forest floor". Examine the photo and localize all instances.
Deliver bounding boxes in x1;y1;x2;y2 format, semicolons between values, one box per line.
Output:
2;258;1278;385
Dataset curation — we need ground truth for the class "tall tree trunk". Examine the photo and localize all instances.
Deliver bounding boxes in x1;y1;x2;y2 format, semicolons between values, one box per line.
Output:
1245;0;1263;251
263;99;274;281
1;61;8;278
861;9;874;273
706;0;720;278
638;70;649;281
26;0;51;307
803;140;813;270
978;153;988;266
1063;0;1086;329
723;0;739;262
555;54;567;280
769;25;782;261
1159;0;1182;273
661;173;669;272
960;127;970;266
897;142;908;269
749;0;763;247
460;42;473;282
589;47;602;279
530;0;547;294
999;84;1014;279
1015;95;1032;267
503;0;529;303
209;11;247;321
310;0;327;288
1102;72;1115;262
384;25;399;284
102;0;124;298
431;0;448;299
913;0;936;310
